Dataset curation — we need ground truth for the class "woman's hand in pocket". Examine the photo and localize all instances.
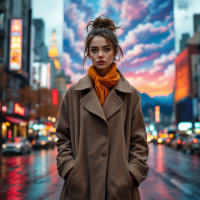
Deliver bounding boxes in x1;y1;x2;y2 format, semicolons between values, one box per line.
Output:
129;172;135;185
68;168;73;178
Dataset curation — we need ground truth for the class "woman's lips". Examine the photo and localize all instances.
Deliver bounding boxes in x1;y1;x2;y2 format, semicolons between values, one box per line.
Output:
97;61;105;65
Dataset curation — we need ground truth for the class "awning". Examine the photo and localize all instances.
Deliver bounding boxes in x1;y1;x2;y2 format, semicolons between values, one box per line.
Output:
5;116;28;124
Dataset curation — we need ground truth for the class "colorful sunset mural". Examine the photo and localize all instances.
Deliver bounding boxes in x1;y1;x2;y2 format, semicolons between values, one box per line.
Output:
63;0;175;100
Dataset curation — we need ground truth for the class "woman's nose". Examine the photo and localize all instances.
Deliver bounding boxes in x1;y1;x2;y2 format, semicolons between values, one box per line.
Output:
98;50;103;58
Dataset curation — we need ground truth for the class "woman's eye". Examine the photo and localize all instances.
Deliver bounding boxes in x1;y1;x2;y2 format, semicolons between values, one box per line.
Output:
104;48;110;52
91;49;97;53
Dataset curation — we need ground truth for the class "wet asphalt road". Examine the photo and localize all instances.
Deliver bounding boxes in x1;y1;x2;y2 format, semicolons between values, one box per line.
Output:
0;143;200;200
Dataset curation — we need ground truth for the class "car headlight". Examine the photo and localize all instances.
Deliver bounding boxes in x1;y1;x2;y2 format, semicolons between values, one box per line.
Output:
16;144;21;148
2;144;6;148
157;138;162;143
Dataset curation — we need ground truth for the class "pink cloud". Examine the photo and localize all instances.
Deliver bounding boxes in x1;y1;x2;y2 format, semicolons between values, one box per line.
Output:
125;43;163;60
131;52;159;65
153;50;176;66
62;52;85;83
149;66;163;74
64;3;87;40
134;68;147;75
120;22;172;51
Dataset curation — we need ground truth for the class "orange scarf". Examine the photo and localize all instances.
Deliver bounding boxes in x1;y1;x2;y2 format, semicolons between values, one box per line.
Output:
88;62;120;106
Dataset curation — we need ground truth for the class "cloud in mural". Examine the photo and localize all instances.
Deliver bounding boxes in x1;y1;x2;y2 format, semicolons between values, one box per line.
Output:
63;0;175;98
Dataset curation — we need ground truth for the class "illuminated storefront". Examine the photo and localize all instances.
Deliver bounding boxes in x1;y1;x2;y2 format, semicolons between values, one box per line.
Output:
2;103;28;139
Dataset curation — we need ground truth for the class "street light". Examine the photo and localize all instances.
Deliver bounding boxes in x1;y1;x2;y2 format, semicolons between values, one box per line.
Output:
47;116;51;121
52;117;56;122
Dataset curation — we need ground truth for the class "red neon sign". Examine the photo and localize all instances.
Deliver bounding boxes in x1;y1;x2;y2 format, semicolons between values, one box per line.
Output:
52;89;58;105
155;106;160;123
14;103;25;116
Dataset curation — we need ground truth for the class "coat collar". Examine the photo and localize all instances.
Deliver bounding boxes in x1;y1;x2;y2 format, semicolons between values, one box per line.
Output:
75;68;132;123
75;68;132;93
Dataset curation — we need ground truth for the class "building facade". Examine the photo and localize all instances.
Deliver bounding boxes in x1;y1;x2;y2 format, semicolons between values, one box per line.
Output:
0;0;32;142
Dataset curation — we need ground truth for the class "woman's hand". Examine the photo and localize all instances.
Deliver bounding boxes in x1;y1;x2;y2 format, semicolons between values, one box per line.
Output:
129;173;135;185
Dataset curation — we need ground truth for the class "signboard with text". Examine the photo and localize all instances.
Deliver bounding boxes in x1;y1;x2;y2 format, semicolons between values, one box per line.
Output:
9;19;23;70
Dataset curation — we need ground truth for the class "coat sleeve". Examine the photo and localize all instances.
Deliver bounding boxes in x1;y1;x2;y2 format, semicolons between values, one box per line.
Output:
128;93;149;187
56;92;75;180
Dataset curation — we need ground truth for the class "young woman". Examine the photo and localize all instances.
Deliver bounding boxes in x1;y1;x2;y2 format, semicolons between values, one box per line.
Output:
56;15;149;200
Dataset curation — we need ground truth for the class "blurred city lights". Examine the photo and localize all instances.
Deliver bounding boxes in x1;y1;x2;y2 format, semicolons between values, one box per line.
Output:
178;122;193;131
52;117;56;122
149;125;155;131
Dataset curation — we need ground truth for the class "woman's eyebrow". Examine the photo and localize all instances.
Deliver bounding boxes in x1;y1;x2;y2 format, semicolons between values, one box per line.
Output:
90;45;111;48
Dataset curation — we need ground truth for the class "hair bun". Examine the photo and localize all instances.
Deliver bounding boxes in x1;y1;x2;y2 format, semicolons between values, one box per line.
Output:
86;15;121;33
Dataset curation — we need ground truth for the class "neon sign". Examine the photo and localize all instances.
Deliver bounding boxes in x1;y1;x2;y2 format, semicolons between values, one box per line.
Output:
52;89;58;105
14;103;25;116
9;19;23;70
155;106;160;123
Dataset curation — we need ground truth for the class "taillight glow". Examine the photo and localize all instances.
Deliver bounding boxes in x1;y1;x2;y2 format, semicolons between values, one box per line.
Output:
177;139;181;144
166;138;170;142
182;141;185;144
193;139;198;143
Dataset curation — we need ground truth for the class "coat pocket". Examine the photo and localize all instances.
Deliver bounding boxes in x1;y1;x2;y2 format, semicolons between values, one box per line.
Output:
126;161;133;193
66;157;78;188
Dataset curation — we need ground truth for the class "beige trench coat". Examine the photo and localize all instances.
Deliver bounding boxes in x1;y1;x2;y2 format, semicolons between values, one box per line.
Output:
56;69;149;200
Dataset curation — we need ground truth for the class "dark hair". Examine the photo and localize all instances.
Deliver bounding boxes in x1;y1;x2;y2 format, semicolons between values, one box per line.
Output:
83;15;124;68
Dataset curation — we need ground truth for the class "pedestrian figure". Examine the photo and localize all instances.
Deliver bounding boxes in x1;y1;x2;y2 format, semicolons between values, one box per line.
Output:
56;15;149;200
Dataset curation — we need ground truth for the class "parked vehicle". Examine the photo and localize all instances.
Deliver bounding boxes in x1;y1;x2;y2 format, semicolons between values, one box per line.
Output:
165;137;176;146
2;137;32;155
32;136;55;149
171;135;188;150
182;134;200;154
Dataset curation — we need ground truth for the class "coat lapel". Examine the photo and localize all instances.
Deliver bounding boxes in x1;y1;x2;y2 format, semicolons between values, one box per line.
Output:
80;89;107;122
102;89;124;120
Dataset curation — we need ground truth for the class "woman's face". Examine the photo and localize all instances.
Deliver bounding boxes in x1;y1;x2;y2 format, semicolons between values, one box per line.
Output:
88;36;116;77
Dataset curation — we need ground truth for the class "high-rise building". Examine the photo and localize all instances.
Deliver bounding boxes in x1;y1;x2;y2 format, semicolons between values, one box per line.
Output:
48;30;61;74
180;33;190;52
33;19;47;61
193;14;200;33
0;0;32;142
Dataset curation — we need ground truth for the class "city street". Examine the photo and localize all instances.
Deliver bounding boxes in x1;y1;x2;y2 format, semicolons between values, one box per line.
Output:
0;144;200;200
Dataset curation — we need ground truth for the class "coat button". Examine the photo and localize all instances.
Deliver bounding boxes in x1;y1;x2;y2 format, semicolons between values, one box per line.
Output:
105;132;108;137
88;132;91;136
89;152;92;157
101;153;107;157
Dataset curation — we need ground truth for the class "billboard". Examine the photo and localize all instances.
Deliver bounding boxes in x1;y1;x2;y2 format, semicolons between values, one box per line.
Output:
174;49;191;102
63;0;175;98
9;19;23;70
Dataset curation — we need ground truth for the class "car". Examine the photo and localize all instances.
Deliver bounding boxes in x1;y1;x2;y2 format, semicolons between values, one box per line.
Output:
182;134;200;154
165;137;176;146
32;136;55;149
171;135;188;150
152;136;165;144
2;137;32;155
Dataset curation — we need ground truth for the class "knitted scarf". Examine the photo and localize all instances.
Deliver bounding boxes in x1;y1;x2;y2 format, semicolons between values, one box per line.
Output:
88;62;120;106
